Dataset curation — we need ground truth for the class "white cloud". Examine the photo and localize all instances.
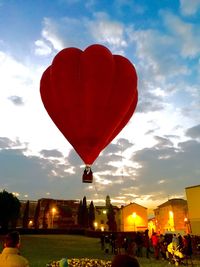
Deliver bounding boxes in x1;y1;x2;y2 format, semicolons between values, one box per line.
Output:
36;14;129;57
34;39;52;56
162;12;200;58
180;0;200;16
88;12;127;51
41;17;65;51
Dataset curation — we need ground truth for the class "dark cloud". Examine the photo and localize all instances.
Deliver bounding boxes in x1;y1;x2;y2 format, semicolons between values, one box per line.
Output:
40;149;63;158
131;137;200;198
137;90;165;113
154;136;174;147
101;143;120;155
8;96;24;105
117;138;134;150
0;134;199;207
67;149;83;166
0;145;88;200
0;137;21;149
185;124;200;138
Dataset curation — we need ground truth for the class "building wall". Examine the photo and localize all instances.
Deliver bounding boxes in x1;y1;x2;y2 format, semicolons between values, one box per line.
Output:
154;199;188;234
38;198;79;228
185;185;200;235
95;207;109;231
120;203;148;232
94;206;120;231
18;200;38;228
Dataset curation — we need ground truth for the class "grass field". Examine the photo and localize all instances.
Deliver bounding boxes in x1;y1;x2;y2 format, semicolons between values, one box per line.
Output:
0;234;200;267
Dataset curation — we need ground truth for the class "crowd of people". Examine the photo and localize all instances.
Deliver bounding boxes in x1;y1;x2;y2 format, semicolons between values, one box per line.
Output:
100;230;194;264
0;231;140;267
0;230;197;267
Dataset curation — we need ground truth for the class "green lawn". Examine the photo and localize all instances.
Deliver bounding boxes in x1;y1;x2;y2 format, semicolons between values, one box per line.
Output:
0;234;200;267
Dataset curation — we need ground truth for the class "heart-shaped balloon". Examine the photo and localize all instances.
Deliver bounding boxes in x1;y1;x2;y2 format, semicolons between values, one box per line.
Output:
40;44;138;166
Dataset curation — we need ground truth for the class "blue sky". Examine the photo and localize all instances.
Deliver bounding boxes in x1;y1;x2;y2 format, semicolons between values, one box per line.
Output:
0;0;200;212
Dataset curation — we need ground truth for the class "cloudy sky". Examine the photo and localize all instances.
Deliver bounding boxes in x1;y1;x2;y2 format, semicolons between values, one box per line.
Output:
0;0;200;212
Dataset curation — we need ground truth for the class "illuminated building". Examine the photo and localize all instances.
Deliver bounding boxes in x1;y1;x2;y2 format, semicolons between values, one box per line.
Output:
94;205;120;231
120;202;148;232
154;198;188;234
185;184;200;235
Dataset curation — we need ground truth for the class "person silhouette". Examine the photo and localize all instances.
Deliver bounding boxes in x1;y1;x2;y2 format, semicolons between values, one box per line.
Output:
0;231;29;267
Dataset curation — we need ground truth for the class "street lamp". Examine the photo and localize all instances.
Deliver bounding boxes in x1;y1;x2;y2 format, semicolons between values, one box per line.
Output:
94;221;98;230
101;226;104;231
51;207;57;228
28;220;33;228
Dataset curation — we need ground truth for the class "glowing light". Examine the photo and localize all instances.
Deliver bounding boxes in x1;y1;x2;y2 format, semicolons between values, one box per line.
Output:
52;207;57;214
94;222;98;228
169;211;174;218
51;207;57;228
132;212;137;218
168;210;174;231
101;226;104;231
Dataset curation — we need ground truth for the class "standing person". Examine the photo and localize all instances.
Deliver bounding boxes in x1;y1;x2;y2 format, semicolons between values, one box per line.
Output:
100;233;105;251
151;232;159;260
177;233;183;249
143;229;150;258
0;231;29;267
183;234;193;265
104;235;110;254
172;234;179;249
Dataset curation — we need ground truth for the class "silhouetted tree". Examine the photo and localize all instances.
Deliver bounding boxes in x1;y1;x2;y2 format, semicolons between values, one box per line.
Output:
82;196;88;228
22;200;29;228
34;200;40;229
77;200;83;226
88;201;95;229
106;195;111;207
107;204;117;231
106;195;117;232
0;190;21;230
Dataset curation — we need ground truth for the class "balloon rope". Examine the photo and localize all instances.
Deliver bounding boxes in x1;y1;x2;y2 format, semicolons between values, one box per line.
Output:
93;173;99;196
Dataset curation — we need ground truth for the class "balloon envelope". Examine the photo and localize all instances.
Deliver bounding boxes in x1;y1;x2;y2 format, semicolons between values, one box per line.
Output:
40;44;138;165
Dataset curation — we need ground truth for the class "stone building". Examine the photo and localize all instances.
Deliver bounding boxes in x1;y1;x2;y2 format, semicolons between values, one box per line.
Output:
18;200;38;227
119;202;148;232
94;206;120;231
37;198;80;228
154;198;188;234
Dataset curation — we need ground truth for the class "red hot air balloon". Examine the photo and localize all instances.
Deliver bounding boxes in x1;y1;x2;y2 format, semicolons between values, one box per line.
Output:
40;44;138;183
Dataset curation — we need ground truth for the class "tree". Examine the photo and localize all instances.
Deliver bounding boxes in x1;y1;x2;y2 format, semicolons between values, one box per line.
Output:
22;200;29;228
77;200;83;226
105;195;117;232
82;196;88;228
34;200;41;229
88;201;95;229
0;190;21;230
106;195;111;207
107;204;117;232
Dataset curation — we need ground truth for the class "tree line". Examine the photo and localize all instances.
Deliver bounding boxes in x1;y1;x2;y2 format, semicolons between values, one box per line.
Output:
0;190;117;231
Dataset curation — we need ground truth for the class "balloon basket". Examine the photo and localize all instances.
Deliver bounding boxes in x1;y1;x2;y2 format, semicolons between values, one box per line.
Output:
82;166;93;183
